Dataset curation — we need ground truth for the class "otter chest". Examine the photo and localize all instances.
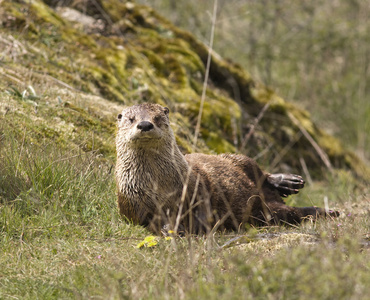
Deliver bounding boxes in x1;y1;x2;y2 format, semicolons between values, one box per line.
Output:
118;157;184;207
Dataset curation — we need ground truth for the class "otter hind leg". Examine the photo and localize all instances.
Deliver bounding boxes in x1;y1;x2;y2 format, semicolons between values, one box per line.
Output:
268;203;339;225
298;207;340;219
267;173;305;197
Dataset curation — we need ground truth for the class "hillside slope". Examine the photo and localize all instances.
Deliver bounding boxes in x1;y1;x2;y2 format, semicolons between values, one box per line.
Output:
0;0;368;180
1;2;369;299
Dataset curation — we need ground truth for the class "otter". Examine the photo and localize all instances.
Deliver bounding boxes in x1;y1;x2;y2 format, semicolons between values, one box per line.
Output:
115;103;338;234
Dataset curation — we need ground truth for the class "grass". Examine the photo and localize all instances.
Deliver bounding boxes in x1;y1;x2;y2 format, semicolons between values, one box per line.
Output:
0;1;369;299
1;122;369;299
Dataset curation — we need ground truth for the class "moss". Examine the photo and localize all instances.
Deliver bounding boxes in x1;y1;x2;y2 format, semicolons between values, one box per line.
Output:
0;3;36;34
141;49;165;74
30;0;65;26
98;0;132;23
289;106;315;136
344;153;370;182
0;0;368;180
175;136;193;154
317;131;344;158
165;40;205;74
201;130;236;154
61;27;98;49
172;27;255;105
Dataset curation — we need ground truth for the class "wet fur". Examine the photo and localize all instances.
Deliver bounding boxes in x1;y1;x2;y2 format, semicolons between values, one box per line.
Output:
115;103;337;234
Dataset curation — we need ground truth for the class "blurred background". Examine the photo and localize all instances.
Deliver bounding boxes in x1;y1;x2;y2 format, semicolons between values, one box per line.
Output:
138;0;370;163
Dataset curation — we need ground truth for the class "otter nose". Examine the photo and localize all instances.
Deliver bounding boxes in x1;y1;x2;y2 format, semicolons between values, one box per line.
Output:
137;121;154;132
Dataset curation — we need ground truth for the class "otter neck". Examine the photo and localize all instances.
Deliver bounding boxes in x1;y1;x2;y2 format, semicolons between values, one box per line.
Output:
117;138;189;189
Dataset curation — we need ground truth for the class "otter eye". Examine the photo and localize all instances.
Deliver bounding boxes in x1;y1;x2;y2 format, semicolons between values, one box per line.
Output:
128;117;135;123
154;115;161;122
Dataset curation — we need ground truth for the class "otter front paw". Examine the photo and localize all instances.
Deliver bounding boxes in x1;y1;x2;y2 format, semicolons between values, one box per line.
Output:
267;173;305;197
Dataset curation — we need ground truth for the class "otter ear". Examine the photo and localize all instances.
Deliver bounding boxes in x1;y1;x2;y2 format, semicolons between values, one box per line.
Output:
164;107;169;115
117;113;122;121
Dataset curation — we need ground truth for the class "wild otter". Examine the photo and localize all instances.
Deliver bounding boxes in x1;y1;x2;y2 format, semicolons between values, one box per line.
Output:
116;103;337;234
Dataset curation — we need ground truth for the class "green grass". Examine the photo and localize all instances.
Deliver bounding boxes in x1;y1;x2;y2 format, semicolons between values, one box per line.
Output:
1;123;369;299
0;1;369;299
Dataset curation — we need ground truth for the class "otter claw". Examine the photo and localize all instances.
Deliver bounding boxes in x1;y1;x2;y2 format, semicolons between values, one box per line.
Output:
267;173;305;197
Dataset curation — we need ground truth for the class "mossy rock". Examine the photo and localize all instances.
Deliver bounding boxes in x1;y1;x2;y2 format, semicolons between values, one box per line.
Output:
0;0;368;181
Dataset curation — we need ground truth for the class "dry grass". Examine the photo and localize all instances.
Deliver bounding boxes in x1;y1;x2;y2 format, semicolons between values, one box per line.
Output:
1;1;369;299
1;122;369;299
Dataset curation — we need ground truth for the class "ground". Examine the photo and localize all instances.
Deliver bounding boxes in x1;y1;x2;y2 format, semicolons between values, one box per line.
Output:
0;1;369;299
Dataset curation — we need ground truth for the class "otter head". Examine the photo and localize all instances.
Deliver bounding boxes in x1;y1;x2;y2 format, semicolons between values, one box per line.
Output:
117;103;172;148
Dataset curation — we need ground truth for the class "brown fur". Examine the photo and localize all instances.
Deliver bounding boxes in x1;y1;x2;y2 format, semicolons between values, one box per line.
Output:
115;103;337;234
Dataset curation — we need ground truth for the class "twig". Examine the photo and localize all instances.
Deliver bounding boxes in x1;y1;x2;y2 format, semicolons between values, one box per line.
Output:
193;0;218;149
241;101;270;149
15;127;27;178
33;71;80;92
288;112;332;171
270;131;302;170
299;156;313;185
